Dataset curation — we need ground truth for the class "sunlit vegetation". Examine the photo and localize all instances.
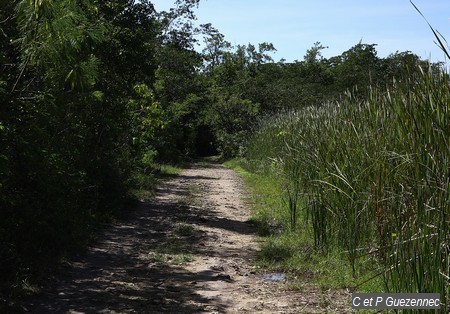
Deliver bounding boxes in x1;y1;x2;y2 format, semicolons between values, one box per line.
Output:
240;66;449;312
1;0;448;312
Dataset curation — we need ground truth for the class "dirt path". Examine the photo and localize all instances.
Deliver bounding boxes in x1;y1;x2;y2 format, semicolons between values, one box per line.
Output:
24;161;351;313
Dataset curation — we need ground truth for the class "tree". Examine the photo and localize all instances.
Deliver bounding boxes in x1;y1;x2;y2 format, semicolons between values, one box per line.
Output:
153;3;206;160
380;51;421;83
304;41;328;63
205;90;260;158
331;43;380;93
201;23;231;72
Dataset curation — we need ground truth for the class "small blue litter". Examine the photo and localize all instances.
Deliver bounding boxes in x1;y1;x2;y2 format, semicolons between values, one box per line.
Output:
263;273;286;282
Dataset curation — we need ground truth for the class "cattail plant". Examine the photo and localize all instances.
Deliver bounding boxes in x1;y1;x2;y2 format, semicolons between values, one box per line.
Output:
245;65;449;312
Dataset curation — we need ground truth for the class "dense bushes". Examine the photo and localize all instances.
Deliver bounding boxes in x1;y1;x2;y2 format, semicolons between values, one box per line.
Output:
0;0;167;299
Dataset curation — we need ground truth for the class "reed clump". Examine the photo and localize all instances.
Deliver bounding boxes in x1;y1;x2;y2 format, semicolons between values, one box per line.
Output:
245;67;449;311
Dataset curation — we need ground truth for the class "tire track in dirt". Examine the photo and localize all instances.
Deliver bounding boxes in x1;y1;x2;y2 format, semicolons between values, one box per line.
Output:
23;160;351;313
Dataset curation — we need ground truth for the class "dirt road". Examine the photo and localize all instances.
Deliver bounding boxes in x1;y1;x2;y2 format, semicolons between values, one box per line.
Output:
24;161;350;313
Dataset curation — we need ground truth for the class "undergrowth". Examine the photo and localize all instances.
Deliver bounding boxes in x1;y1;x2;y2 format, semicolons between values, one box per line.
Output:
225;159;383;293
229;65;449;313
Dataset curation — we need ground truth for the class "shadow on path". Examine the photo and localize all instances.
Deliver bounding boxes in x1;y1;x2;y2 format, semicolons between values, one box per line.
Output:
22;162;256;313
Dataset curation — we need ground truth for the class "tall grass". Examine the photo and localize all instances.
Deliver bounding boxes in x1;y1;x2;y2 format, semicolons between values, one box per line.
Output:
245;67;449;311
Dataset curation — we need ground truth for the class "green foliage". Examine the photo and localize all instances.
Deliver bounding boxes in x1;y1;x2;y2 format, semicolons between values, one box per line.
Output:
128;84;167;161
206;91;260;158
0;0;168;304
244;67;449;311
1;0;448;310
226;159;382;292
331;43;380;92
15;0;106;91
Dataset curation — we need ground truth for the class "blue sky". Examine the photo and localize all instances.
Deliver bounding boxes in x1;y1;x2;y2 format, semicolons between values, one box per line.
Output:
151;0;450;63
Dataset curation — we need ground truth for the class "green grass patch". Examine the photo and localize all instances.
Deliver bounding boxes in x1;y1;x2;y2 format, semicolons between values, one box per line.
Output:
157;164;183;177
225;158;384;293
173;222;196;237
151;222;198;265
150;251;194;265
225;158;286;236
176;183;202;208
130;163;183;201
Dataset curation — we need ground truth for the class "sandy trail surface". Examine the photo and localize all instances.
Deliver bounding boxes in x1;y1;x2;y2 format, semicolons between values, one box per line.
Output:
24;161;351;313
